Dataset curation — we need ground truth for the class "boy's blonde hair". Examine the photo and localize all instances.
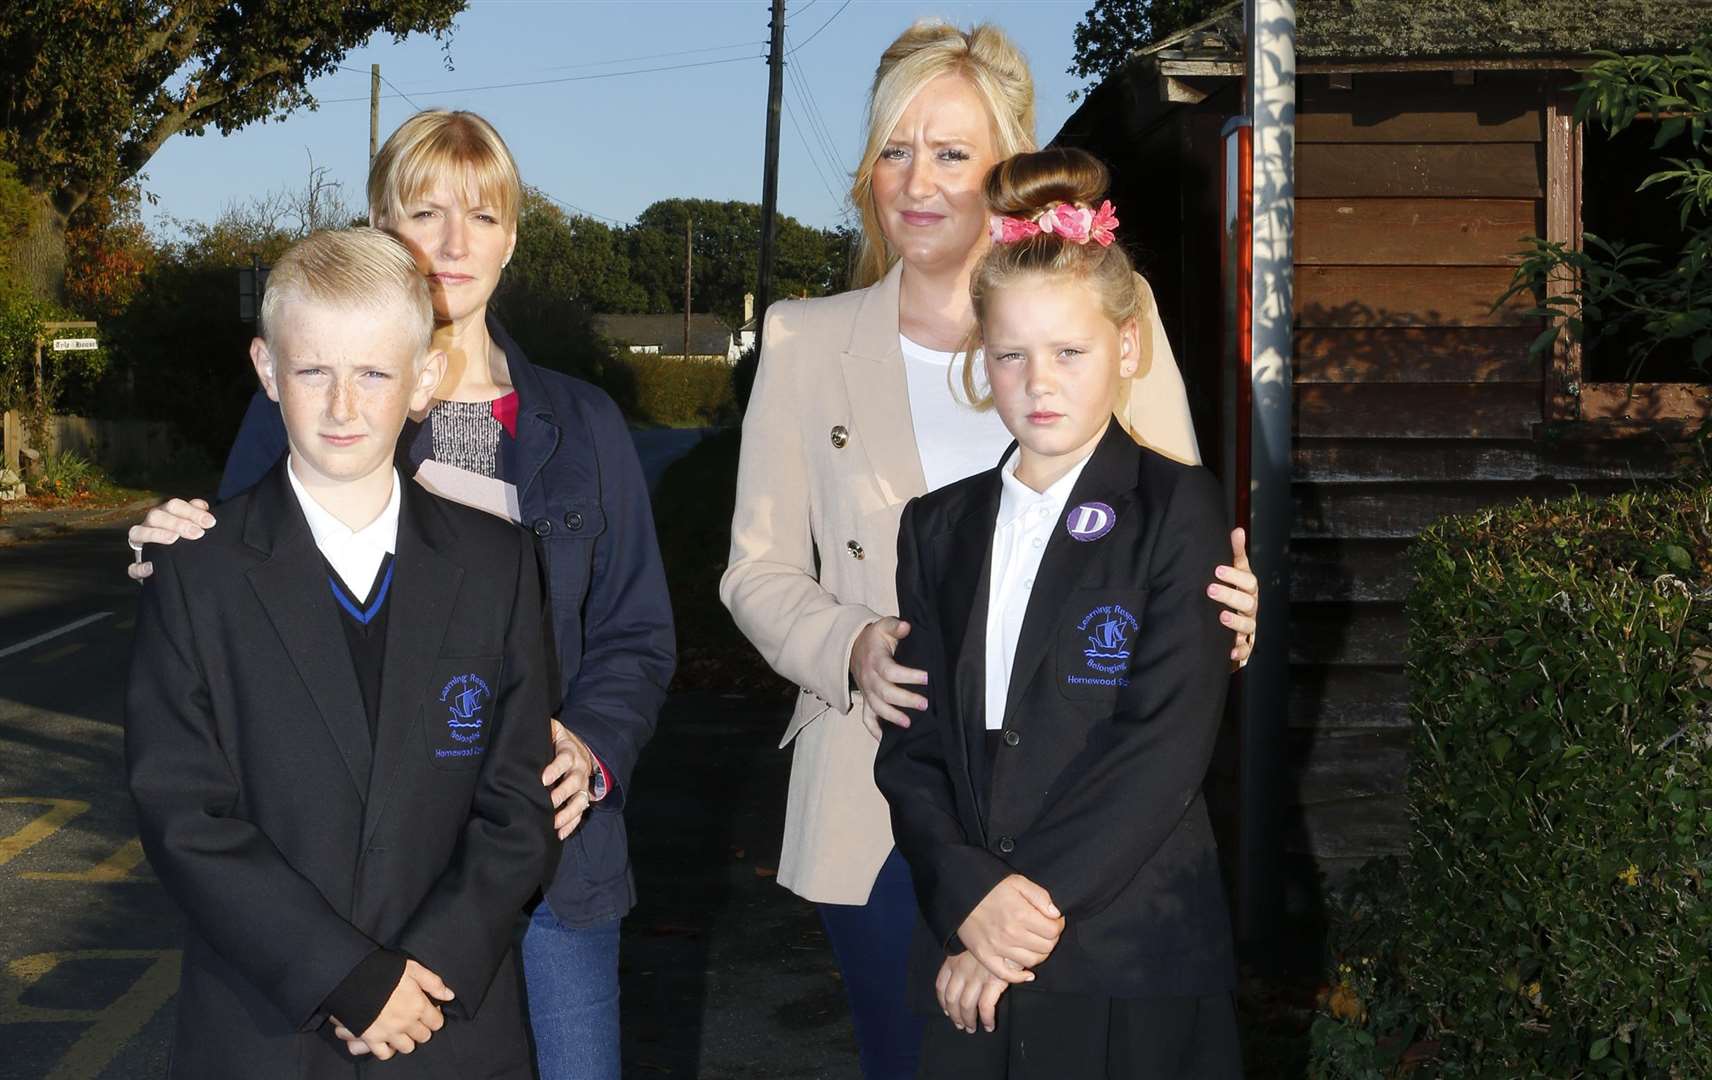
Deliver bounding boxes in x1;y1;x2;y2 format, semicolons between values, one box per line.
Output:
962;148;1153;408
368;110;522;230
260;228;435;353
850;20;1036;288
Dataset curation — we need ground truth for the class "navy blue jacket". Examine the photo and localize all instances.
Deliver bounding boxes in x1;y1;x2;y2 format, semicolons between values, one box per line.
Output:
218;319;675;924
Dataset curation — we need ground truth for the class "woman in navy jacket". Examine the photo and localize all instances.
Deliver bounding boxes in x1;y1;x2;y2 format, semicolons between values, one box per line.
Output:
126;111;674;1080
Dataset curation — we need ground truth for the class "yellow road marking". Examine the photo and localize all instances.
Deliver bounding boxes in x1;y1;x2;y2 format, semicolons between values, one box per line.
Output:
25;838;149;883
29;642;85;665
0;798;90;867
113;618;135;631
0;949;182;1080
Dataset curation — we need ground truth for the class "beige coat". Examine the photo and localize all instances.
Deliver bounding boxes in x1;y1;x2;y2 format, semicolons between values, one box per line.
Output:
719;261;1200;904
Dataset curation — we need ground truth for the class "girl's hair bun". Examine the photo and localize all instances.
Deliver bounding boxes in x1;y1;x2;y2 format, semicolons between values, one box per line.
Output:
984;147;1109;219
961;147;1150;407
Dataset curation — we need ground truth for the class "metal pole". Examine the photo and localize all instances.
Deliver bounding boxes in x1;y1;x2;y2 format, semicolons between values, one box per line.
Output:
370;65;381;165
684;214;693;360
1238;0;1296;945
755;0;786;345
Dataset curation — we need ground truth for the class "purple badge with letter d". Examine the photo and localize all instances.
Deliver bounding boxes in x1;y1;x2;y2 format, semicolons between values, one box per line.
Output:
1066;501;1116;542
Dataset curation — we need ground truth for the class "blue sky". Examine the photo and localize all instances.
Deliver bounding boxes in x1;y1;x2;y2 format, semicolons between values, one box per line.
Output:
139;0;1093;237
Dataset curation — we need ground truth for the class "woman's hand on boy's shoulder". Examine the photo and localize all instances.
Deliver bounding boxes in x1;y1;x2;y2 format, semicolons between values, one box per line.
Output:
126;497;216;582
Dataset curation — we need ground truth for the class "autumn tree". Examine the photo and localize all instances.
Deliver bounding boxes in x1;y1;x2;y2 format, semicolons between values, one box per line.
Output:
65;184;154;319
0;0;466;303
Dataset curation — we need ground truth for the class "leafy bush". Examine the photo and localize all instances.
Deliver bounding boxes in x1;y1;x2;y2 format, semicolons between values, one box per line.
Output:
1503;34;1712;381
1400;483;1712;1076
34;450;95;500
0;292;106;447
1306;857;1426;1079
614;353;736;427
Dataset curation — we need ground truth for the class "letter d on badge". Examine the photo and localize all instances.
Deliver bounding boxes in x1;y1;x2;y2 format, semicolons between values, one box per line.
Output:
1066;501;1116;542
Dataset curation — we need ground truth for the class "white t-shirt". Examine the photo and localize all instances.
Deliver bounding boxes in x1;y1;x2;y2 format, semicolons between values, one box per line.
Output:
899;334;1011;492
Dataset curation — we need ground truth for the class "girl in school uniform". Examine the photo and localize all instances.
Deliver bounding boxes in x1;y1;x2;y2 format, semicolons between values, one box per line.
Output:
875;147;1243;1079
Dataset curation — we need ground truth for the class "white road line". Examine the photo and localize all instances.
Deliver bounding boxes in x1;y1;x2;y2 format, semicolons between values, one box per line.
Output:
0;612;113;661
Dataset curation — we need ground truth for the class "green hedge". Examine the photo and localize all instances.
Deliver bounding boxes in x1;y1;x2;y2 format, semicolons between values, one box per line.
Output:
606;352;735;427
1397;483;1712;1076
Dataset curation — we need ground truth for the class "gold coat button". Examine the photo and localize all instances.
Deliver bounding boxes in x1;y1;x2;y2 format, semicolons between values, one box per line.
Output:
830;425;849;449
846;540;864;560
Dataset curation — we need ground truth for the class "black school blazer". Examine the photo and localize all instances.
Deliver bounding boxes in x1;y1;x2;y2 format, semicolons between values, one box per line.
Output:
875;418;1237;1000
127;462;559;1079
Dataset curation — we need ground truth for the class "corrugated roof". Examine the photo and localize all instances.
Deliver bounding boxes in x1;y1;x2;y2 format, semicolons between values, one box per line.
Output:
1146;0;1711;63
595;313;734;356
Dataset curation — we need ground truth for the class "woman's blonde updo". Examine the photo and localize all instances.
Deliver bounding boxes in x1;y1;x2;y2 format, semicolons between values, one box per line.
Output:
962;147;1154;405
850;20;1036;288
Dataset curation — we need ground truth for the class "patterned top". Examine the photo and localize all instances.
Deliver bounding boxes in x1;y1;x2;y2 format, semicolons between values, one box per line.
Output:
427;392;518;480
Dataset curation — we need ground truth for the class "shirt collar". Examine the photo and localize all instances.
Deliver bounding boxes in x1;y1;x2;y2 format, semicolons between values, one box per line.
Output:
285;459;401;557
996;448;1093;532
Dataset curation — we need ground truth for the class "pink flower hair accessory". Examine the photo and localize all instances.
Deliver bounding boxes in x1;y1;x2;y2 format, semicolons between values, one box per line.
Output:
988;199;1120;248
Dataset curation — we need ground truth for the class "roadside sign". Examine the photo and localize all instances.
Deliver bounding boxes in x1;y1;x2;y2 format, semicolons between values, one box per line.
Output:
51;338;98;352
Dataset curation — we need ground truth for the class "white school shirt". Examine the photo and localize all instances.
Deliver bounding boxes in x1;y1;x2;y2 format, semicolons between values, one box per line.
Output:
899;335;1011;492
983;450;1094;730
285;460;400;599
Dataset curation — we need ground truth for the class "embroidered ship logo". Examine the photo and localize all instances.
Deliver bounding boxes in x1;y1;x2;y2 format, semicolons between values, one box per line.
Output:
1077;604;1139;676
440;673;491;744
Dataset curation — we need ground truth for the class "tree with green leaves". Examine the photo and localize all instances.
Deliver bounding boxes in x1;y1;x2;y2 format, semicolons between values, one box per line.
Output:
0;0;466;302
1068;0;1226;96
1503;36;1712;382
626;199;850;329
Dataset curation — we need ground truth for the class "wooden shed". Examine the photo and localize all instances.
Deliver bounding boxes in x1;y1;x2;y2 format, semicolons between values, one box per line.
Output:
1052;0;1711;932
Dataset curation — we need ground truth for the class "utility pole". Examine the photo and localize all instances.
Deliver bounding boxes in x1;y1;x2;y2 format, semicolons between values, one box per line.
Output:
370;64;381;165
755;0;786;345
683;214;693;361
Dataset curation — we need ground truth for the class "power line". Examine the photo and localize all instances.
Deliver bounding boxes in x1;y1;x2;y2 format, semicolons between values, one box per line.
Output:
318;54;759;104
783;65;846;205
538;189;627;227
783;34;846;189
786;0;852;55
539;40;764;71
338;65;424;111
791;0;821;17
783;94;845;212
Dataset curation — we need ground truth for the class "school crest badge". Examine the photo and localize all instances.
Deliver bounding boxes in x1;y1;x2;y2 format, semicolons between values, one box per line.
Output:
1062;602;1139;691
436;672;490;759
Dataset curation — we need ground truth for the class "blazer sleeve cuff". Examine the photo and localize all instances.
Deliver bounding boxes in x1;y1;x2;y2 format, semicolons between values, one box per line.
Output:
320;948;407;1037
923;848;1014;950
823;608;883;715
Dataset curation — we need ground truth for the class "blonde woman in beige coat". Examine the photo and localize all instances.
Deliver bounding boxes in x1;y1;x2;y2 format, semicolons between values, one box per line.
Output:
719;21;1258;1079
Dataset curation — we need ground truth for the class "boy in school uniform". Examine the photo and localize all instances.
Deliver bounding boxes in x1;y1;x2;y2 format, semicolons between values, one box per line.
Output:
127;227;559;1078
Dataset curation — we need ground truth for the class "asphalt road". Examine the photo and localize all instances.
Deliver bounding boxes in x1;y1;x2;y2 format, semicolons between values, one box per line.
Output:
0;523;861;1079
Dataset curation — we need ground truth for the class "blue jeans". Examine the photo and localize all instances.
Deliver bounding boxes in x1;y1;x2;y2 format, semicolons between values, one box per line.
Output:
817;847;924;1080
521;902;622;1080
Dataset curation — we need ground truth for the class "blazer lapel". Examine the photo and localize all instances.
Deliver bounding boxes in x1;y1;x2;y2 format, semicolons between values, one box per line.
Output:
840;261;928;505
1000;420;1145;733
497;318;562;511
362;484;463;847
244;464;373;800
